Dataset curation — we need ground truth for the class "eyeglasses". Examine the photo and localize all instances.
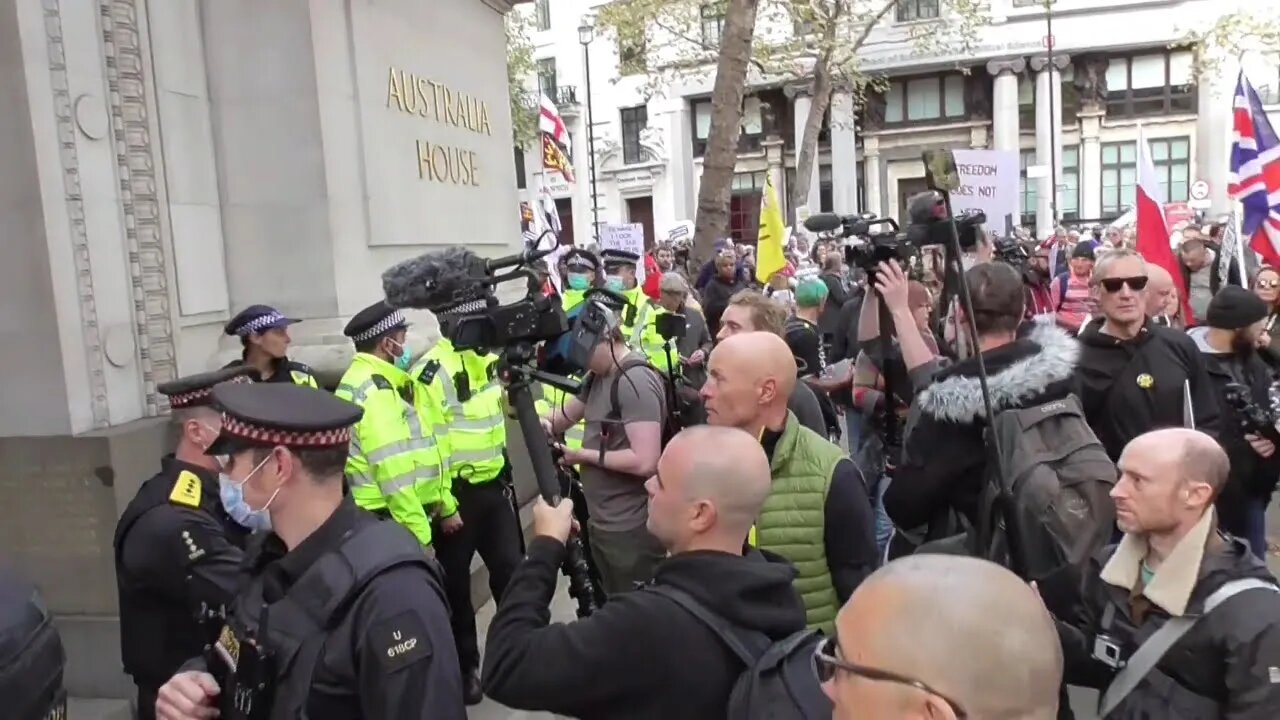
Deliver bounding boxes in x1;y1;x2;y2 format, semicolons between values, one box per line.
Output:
812;636;968;718
1097;276;1149;293
1257;279;1280;290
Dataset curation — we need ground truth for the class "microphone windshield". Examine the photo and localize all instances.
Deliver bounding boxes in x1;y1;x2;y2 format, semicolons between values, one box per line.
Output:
804;214;844;233
382;247;490;314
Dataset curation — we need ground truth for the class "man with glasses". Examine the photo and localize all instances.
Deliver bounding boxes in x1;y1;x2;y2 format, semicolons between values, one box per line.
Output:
1078;249;1221;463
817;554;1063;719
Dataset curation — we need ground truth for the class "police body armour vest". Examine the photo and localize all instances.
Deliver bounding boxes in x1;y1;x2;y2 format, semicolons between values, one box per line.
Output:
213;520;440;720
754;413;843;634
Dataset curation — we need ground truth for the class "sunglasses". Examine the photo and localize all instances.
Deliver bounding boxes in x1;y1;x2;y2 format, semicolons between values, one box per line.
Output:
1097;276;1149;293
812;636;969;718
1257;279;1280;290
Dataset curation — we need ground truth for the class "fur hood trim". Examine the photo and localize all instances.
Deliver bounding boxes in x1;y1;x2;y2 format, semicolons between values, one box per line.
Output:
917;323;1080;424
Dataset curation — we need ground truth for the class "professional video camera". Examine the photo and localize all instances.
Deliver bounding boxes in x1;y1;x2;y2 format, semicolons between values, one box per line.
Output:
803;213;915;273
382;234;602;618
1223;382;1280;446
992;237;1030;270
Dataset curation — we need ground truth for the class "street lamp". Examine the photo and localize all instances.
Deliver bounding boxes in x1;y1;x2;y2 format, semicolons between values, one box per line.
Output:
579;16;600;242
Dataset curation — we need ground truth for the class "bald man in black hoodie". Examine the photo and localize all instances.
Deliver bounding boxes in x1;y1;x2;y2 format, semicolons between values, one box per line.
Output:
482;426;807;718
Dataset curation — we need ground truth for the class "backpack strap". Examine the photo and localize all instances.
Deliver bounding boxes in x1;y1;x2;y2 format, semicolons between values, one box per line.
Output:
1097;578;1279;716
608;357;662;422
274;520;437;718
646;584;771;665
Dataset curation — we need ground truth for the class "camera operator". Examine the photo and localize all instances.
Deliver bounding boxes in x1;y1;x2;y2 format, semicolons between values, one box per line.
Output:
886;263;1080;540
540;293;667;595
1185;286;1280;558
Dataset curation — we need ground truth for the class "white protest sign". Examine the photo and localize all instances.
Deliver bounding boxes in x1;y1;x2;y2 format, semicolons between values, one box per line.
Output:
666;220;693;243
949;149;1020;235
600;222;647;284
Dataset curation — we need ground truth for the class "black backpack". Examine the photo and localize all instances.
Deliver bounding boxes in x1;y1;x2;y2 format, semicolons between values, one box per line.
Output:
975;394;1117;608
649;585;830;720
0;572;65;720
589;356;686;446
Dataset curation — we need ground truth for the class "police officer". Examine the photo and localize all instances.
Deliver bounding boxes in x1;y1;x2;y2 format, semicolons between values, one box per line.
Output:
334;301;455;550
547;248;601;455
222;305;319;387
114;367;258;720
154;383;464;720
599;248;669;373
413;303;523;705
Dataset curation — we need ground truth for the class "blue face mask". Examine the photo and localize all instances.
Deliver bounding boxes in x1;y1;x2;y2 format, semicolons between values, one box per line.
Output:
604;276;625;292
567;273;590;291
390;339;413;371
219;473;272;533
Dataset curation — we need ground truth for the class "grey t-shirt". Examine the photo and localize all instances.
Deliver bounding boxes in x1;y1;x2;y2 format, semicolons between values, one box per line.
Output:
580;352;666;532
1188;266;1213;323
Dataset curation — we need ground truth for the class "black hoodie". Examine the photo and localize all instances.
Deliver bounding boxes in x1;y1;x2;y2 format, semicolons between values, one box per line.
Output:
1076;317;1221;461
482;536;807;720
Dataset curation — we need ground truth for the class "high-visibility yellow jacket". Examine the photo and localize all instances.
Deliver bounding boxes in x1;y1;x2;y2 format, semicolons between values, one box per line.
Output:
622;287;672;374
335;353;450;547
414;338;508;487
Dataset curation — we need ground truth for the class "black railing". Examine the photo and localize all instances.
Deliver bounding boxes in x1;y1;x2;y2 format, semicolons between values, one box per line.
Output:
556;85;579;107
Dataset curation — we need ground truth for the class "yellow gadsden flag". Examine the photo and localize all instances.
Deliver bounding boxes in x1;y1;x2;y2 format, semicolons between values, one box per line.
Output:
756;173;788;284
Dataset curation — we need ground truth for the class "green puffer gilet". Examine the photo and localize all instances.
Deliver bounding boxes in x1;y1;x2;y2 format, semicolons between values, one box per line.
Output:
755;411;843;634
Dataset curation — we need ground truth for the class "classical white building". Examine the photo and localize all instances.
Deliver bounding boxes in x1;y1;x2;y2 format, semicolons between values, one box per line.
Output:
518;0;1279;245
0;0;529;703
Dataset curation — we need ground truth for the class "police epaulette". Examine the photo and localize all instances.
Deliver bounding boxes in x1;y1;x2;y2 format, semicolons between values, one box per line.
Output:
417;359;441;385
371;375;393;391
289;360;314;374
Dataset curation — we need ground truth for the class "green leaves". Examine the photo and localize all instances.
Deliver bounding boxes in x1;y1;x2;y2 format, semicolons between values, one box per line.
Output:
506;13;539;148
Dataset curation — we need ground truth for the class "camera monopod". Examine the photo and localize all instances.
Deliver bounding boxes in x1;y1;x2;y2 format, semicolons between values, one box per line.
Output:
920;150;1027;579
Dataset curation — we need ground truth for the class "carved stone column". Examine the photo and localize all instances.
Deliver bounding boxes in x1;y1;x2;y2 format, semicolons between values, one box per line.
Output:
986;58;1026;153
1030;54;1071;239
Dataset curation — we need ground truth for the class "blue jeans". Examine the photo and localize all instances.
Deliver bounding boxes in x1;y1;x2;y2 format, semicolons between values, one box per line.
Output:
1243;497;1269;560
844;408;865;457
873;474;894;564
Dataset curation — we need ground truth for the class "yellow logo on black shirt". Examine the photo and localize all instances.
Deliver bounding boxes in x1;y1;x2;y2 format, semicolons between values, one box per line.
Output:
1136;373;1154;390
169;471;202;508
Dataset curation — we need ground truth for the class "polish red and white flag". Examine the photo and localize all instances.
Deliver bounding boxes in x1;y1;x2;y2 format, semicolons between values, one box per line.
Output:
1134;125;1192;321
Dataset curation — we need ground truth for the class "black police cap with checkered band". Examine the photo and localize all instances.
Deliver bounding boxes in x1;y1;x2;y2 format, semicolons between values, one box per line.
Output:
343;300;410;343
224;304;301;337
206;383;363;455
158;366;258;410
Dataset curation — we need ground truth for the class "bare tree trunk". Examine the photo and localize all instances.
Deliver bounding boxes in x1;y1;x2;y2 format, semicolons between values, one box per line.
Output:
691;0;760;266
790;52;833;214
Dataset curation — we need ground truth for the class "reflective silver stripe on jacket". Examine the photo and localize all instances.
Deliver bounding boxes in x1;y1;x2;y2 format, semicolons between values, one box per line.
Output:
630;303;651;345
335;379;378;405
438;372;504;431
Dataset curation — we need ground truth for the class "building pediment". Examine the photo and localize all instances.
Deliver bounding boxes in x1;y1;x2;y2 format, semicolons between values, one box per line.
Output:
597;125;668;178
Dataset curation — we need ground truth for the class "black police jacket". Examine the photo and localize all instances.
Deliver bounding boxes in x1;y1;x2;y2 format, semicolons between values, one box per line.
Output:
113;457;248;694
221;357;317;386
1056;523;1280;718
195;498;464;720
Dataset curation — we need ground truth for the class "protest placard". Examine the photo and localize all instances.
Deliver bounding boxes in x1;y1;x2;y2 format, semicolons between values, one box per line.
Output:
949;149;1019;235
600;223;647;283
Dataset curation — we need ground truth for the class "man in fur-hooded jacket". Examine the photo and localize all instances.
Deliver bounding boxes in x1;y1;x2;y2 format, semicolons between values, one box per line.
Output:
886;263;1081;538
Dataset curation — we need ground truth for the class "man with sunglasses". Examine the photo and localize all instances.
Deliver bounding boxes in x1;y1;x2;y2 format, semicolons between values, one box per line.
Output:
1078;249;1221;463
819;554;1063;720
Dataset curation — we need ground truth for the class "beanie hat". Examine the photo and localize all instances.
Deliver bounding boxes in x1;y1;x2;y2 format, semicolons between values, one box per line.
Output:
1071;242;1095;261
795;277;829;308
1206;285;1269;330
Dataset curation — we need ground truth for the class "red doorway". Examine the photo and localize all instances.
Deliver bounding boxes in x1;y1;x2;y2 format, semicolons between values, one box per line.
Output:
626;196;656;250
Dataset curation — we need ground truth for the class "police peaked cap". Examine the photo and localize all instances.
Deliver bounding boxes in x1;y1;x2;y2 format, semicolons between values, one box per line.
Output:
207;383;363;455
564;248;601;272
159;366;258;409
343;300;410;343
224;304;300;337
599;248;640;268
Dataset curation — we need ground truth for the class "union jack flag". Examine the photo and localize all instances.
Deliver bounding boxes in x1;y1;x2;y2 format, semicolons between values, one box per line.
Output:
1228;71;1280;267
